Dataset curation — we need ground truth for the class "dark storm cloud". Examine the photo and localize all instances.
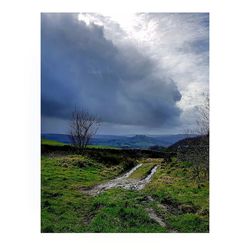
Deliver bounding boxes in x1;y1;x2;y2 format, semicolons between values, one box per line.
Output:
41;13;182;127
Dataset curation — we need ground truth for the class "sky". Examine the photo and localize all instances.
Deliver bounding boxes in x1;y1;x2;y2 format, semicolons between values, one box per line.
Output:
41;13;209;135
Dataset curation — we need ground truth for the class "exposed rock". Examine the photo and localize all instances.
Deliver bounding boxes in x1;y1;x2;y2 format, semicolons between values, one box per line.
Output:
145;208;166;228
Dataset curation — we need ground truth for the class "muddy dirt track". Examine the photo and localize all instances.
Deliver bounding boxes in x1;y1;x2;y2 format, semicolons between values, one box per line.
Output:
84;163;159;196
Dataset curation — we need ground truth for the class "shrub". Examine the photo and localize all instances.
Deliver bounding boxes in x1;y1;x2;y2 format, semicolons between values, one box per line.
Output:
57;156;98;169
190;164;208;187
122;158;136;172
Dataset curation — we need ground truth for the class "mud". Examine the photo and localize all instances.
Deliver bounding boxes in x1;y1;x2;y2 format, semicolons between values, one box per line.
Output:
84;163;159;196
145;208;166;228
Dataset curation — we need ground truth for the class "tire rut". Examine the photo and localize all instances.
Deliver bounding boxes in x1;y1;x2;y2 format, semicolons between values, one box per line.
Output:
82;163;158;196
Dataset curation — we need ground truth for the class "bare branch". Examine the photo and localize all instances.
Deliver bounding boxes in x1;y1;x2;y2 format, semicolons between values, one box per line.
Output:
69;108;101;153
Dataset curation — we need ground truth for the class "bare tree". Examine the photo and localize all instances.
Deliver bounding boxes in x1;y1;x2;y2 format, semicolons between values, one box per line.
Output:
191;93;209;184
196;93;209;136
70;108;100;153
176;93;209;186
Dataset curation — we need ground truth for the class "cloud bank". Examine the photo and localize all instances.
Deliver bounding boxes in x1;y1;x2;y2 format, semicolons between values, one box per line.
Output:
41;13;209;134
42;13;182;128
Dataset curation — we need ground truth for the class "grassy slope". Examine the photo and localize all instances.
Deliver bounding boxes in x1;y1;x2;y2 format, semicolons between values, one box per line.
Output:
41;138;118;149
41;138;65;146
41;152;209;233
41;155;124;232
145;159;209;232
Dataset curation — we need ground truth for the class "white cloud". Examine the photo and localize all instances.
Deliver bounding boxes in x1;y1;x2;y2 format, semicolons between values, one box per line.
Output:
42;13;209;134
77;13;209;132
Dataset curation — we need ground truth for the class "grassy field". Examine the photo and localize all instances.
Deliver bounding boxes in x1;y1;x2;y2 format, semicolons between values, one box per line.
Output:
41;149;209;233
41;138;118;149
41;138;65;146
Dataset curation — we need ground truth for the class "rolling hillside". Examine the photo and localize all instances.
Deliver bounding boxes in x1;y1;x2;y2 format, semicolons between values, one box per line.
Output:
42;133;196;149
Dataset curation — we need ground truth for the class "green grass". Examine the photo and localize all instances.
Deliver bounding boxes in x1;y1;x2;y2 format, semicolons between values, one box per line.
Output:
87;189;166;233
129;159;162;180
144;159;209;232
41;153;209;233
41;139;65;146
41;155;127;232
167;213;209;232
41;138;119;149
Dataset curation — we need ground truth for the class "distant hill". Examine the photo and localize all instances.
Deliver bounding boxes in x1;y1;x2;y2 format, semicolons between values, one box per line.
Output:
167;135;209;151
41;133;196;149
166;135;209;168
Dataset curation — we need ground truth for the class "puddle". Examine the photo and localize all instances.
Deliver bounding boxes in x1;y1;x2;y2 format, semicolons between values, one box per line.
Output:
84;163;158;196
